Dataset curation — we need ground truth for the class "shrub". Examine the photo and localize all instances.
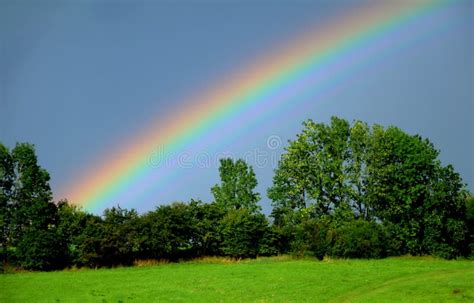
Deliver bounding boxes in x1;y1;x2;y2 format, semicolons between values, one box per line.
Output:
219;209;269;258
382;222;406;257
288;218;332;259
329;220;386;259
15;229;65;270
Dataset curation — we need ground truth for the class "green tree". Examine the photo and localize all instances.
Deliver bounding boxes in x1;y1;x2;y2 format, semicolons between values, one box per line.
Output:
269;117;351;223
211;158;261;213
365;125;467;257
0;143;61;270
10;143;57;237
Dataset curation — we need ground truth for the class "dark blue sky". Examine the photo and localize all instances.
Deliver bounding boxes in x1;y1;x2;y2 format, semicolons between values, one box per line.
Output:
1;0;472;214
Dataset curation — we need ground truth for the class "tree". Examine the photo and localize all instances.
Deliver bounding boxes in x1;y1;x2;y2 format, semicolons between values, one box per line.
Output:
364;125;468;257
268;118;470;258
10;143;57;237
0;143;60;270
211;158;261;213
269;117;351;223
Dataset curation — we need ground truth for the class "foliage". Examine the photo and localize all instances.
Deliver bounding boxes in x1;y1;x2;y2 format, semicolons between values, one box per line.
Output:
329;220;386;259
100;206;141;266
187;199;225;257
366;126;467;258
0;143;59;270
1;115;472;270
56;201;92;266
15;229;64;271
464;193;474;257
269;117;352;219
219;208;270;258
72;214;104;268
212;158;261;213
140;202;196;260
268;117;470;259
290;217;332;259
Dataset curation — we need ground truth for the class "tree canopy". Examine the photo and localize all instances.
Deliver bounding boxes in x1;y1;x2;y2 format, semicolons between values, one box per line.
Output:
211;158;261;213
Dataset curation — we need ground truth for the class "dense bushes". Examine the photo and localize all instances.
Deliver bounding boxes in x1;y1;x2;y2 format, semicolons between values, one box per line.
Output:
15;229;65;271
1;117;473;271
56;201;275;267
219;209;270;258
276;218;388;259
329;220;386;259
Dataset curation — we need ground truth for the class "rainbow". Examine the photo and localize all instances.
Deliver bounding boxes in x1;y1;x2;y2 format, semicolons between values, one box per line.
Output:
60;0;452;213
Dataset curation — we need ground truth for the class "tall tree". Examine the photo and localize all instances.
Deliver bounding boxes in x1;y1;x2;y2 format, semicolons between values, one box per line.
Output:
365;126;439;254
269;117;351;221
211;158;261;213
10;143;57;235
2;143;61;269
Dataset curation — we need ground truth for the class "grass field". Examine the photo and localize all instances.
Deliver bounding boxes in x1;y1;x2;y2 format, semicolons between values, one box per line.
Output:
1;256;473;302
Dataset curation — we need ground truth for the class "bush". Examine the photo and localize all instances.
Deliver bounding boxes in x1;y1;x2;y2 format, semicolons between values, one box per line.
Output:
258;225;280;256
329;220;386;259
219;209;269;258
382;222;406;257
290;219;332;259
15;229;65;270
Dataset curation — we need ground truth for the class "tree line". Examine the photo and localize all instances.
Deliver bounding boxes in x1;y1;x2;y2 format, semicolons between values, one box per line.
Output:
1;117;473;271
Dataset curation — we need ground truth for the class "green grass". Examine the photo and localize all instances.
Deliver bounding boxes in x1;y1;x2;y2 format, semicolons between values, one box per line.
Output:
1;256;473;302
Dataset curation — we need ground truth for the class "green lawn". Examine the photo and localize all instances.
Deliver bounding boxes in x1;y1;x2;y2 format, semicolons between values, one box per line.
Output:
1;257;473;302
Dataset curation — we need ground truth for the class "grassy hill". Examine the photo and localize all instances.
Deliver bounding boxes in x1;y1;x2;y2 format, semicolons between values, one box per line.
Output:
1;256;473;302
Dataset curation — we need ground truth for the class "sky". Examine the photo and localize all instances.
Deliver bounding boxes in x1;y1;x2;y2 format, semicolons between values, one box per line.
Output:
1;0;473;215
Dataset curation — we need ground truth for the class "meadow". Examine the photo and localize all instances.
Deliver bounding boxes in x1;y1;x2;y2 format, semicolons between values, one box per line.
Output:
1;256;473;302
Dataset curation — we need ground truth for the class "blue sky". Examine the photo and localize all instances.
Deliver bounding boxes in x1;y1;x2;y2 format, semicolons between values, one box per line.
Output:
1;0;472;214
